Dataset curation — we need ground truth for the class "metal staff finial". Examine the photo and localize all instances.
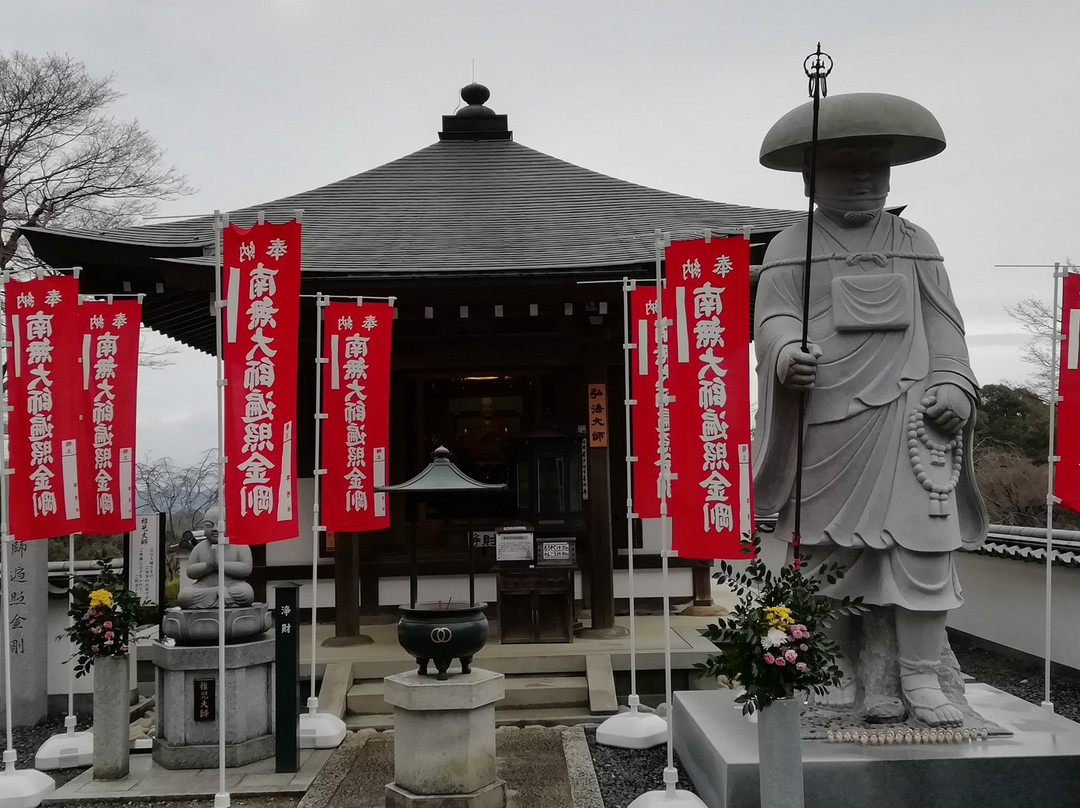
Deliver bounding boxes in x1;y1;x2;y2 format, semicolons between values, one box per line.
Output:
804;43;833;100
791;44;833;565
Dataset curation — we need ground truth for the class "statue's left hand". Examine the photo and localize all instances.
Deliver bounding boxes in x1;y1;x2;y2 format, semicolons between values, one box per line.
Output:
924;385;972;433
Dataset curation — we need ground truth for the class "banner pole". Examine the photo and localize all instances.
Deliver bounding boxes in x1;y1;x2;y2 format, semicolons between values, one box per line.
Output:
1041;262;1067;712
596;279;667;750
622;279;640;699
310;293;326;704
212;210;230;808
0;269;55;800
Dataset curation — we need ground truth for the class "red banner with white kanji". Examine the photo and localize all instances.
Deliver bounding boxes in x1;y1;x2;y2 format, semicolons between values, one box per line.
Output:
5;275;83;539
1055;272;1080;513
664;238;754;559
79;299;141;535
320;301;393;531
221;220;301;544
630;286;661;519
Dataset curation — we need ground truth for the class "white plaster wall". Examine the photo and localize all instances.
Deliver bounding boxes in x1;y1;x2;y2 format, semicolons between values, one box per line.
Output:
949;551;1080;670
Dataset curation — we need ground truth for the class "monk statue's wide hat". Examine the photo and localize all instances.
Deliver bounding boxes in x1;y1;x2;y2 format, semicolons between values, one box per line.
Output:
759;92;946;171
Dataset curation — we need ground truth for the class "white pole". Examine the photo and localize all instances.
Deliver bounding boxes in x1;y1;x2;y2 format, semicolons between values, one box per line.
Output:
1042;262;1066;712
309;293;327;709
653;231;678;777
68;534;76;721
621;278;640;699
212;210;230;808
1;263;14;770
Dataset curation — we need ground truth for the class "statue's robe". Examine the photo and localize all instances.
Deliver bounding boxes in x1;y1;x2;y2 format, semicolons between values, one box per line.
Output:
752;211;988;610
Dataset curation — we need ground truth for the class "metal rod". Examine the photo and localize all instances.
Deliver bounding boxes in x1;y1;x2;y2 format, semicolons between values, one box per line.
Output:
1;266;16;767
1042;262;1066;712
212;210;230;807
310;293;327;705
791;44;832;563
621;277;640;698
652;230;676;771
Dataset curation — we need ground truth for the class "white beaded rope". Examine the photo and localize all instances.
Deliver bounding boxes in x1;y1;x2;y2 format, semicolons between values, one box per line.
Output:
826;727;989;745
907;398;963;517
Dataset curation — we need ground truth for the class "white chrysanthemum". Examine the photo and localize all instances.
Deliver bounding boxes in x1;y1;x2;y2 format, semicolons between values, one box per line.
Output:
760;628;788;649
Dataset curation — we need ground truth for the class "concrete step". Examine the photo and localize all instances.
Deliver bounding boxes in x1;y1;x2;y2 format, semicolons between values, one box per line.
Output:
347;672;591;716
501;675;588;710
350;653;588;681
343;706;597;732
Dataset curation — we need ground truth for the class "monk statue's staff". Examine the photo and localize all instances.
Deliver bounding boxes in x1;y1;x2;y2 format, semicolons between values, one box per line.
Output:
791;44;832;563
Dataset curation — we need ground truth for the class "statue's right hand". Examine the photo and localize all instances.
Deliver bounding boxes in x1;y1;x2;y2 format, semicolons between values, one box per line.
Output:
776;342;822;390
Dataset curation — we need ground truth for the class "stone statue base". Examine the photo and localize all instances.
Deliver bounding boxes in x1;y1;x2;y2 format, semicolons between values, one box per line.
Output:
147;637;275;769
673;686;1080;808
161;604;271;645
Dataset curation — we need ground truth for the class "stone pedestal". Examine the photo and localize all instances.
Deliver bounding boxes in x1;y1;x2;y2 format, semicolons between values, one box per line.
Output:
673;685;1080;808
92;655;131;779
147;637;275;769
384;668;507;808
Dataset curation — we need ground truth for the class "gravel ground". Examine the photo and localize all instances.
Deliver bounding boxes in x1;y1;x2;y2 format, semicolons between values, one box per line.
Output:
11;638;1080;807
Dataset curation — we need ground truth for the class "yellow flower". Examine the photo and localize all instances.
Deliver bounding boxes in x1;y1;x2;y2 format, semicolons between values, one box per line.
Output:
764;605;793;629
89;589;114;610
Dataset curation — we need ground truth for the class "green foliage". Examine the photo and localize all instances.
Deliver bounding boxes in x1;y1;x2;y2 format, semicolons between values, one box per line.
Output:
63;556;150;678
695;533;864;715
975;383;1049;463
164;578;180;609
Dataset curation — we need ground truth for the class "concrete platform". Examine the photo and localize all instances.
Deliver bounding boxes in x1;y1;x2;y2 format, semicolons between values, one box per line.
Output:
49;745;333;801
673;683;1080;808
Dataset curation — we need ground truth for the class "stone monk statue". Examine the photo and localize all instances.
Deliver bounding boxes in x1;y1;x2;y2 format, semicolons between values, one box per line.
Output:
178;506;255;609
752;93;988;727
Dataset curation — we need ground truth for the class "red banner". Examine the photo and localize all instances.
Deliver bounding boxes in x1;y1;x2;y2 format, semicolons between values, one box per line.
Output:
221;219;301;544
5;275;83;539
1056;272;1080;513
320;301;393;532
664;238;754;559
79;300;141;535
630;286;661;518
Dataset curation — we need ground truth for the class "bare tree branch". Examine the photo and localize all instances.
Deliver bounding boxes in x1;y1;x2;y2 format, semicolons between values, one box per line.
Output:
134;449;219;540
0;51;193;274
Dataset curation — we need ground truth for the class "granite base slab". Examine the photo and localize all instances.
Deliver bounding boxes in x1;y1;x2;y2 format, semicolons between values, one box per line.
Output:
672;684;1080;808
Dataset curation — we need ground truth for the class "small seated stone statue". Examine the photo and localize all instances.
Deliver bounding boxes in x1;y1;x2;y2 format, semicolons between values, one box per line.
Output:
177;506;255;609
163;506;270;644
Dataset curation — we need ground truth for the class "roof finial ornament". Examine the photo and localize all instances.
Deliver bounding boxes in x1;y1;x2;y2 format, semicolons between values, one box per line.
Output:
457;82;495;117
440;82;512;140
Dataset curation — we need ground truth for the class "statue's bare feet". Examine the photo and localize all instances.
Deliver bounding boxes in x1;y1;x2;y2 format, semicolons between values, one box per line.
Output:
900;671;964;727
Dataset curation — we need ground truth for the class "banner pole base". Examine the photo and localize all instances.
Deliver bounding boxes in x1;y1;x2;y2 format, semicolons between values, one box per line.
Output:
0;750;54;808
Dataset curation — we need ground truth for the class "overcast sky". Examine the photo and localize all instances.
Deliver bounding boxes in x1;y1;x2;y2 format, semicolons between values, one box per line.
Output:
7;1;1078;466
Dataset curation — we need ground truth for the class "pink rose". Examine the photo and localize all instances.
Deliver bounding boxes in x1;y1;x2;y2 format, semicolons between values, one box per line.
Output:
105;631;115;639
796;662;808;673
88;608;97;617
120;645;128;652
800;644;808;651
775;657;787;667
784;649;798;663
103;621;113;629
763;653;775;664
91;645;99;652
91;627;101;635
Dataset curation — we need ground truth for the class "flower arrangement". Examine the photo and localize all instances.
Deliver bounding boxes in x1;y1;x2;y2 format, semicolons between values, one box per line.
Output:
695;534;864;715
64;557;150;678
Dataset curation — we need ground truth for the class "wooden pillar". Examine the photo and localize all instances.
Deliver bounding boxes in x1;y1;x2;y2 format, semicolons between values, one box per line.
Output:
587;440;615;631
692;560;713;606
329;531;362;642
577;365;627;639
